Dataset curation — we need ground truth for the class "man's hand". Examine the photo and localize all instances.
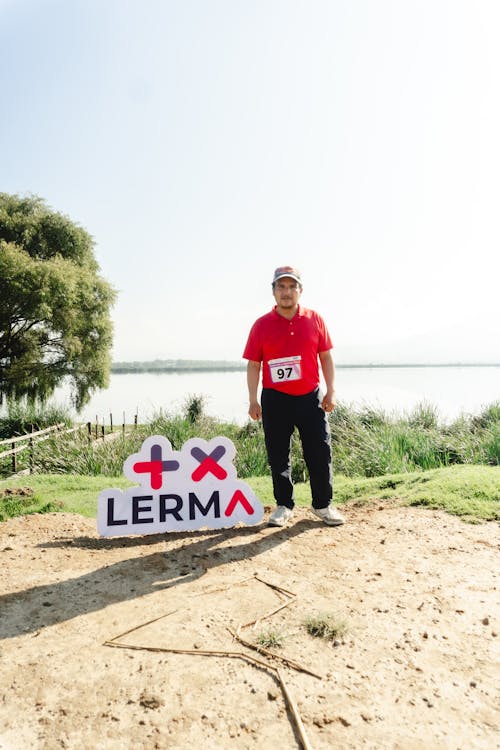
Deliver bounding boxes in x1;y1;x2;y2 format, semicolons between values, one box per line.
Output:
247;361;262;420
321;391;336;413
248;400;262;420
319;351;336;413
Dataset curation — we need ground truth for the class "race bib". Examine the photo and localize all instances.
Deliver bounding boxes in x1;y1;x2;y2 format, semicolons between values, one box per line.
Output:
268;355;302;383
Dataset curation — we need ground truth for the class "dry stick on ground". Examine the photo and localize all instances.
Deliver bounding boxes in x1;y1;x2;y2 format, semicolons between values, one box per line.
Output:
253;574;298;598
105;576;296;645
225;574;298;628
103;575;315;750
194;575;297;623
191;574;298;629
243;597;297;628
277;668;314;750
105;610;179;643
228;626;323;680
104;640;314;750
104;640;273;670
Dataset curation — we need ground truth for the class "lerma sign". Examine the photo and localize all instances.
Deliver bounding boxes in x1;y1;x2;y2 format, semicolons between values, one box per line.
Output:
97;435;264;537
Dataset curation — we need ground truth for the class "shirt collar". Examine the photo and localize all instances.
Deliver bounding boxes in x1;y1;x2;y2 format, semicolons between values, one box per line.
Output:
272;304;303;319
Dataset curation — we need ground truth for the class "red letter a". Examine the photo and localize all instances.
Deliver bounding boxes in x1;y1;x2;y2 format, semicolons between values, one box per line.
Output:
224;490;254;517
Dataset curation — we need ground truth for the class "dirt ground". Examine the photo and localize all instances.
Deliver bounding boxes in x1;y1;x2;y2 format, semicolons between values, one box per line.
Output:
0;500;499;750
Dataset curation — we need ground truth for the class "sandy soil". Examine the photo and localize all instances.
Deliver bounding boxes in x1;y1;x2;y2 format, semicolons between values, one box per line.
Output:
0;501;499;750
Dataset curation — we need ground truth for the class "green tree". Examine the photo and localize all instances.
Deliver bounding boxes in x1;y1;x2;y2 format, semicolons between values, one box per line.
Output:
0;193;116;409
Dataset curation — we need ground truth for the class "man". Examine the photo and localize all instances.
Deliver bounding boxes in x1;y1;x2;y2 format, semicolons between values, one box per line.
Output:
243;266;345;527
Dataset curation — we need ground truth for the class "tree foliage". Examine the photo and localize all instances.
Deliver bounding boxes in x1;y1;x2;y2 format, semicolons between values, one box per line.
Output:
0;193;115;409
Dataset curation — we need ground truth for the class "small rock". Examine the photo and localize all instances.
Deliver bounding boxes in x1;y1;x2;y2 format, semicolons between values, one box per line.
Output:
481;617;489;626
469;680;477;688
267;690;279;701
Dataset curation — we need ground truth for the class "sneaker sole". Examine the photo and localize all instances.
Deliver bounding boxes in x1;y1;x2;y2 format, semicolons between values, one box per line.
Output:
267;515;294;527
311;510;345;526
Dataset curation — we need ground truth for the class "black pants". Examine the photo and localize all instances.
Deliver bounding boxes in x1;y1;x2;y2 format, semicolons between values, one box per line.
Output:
261;387;332;509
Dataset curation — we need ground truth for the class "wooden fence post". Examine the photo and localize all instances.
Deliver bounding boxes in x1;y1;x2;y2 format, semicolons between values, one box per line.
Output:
29;424;35;473
11;441;16;474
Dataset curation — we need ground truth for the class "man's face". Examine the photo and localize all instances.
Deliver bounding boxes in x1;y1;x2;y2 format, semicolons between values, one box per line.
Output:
273;276;302;309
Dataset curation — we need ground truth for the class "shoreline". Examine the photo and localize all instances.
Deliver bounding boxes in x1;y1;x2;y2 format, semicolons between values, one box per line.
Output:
112;361;500;374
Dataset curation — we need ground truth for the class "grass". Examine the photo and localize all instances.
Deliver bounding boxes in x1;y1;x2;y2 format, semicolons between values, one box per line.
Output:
1;465;498;522
0;487;62;522
0;474;133;520
2;397;499;480
0;399;72;439
303;613;348;641
255;629;286;649
333;465;500;522
329;400;500;476
247;465;499;522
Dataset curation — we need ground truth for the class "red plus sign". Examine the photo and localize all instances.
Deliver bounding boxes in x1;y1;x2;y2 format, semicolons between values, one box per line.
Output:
133;444;179;489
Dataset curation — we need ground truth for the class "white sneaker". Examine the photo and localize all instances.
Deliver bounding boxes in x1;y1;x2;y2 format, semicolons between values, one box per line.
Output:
311;505;345;526
268;506;294;527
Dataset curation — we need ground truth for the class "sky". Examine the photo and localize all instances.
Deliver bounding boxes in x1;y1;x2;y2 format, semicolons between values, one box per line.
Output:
1;0;499;365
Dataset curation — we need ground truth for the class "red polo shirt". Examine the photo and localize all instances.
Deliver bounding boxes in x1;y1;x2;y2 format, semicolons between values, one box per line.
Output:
243;305;333;395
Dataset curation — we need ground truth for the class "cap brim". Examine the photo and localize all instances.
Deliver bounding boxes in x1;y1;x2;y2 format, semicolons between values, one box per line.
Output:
273;274;302;284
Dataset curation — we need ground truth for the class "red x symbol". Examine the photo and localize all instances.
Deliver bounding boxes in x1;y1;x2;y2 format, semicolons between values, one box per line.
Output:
191;445;227;481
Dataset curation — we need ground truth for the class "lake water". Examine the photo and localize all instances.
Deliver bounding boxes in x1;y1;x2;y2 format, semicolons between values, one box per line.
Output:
54;366;499;426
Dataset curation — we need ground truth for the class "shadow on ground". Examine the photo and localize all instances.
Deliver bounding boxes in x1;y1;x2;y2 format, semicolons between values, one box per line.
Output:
0;519;324;639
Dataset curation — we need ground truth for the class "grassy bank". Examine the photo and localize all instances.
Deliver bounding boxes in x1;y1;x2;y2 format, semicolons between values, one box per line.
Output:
1;397;498;524
1;465;498;524
2;398;498;480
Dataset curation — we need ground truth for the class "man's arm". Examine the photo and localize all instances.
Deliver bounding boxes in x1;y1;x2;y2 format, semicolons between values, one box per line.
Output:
319;350;336;412
246;360;262;420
